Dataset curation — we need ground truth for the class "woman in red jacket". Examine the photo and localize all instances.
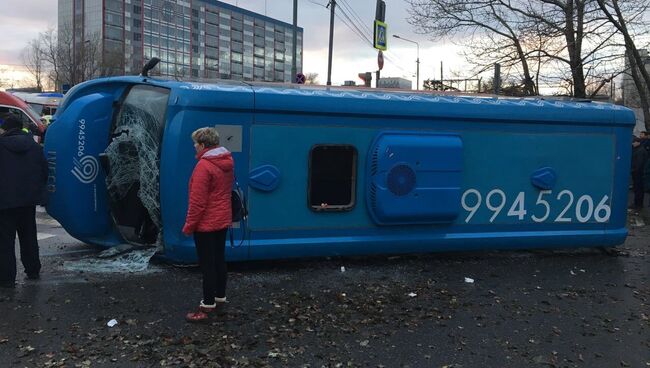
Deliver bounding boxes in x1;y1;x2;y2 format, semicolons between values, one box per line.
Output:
182;127;234;322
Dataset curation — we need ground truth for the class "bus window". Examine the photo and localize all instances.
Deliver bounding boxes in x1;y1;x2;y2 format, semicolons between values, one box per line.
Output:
28;103;44;116
308;144;357;211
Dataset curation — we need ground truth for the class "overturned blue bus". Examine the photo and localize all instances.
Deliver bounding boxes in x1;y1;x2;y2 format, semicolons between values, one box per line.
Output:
44;75;635;263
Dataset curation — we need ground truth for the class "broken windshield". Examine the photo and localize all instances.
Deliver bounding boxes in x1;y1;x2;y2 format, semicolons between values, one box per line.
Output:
104;85;170;245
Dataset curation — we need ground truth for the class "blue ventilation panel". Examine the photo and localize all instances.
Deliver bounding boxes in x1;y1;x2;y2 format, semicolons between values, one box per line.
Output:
366;131;463;225
531;167;557;190
249;164;281;192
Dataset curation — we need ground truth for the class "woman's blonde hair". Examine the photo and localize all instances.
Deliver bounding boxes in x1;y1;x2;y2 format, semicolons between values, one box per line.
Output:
191;127;220;147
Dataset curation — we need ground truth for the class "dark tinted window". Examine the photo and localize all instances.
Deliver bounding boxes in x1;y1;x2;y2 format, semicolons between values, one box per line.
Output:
308;145;357;211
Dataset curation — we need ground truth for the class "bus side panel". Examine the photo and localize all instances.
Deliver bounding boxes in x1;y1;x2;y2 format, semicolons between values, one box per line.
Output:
246;118;624;260
159;98;253;263
611;123;634;233
248;124;375;231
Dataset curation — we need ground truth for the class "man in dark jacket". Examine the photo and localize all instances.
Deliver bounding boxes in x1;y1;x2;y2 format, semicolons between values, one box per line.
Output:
631;136;648;210
0;114;48;288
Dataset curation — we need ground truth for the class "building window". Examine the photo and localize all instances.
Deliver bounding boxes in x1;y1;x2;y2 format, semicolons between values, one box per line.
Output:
133;5;142;14
134;33;142;42
254;35;264;46
254;67;264;78
105;11;123;26
105;25;124;41
308;145;357;211
205;11;218;24
205;34;218;47
133;19;141;28
205;46;218;59
206;23;218;36
231;41;243;53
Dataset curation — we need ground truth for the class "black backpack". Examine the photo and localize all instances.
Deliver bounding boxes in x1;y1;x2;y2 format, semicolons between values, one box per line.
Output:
231;185;248;222
229;182;248;247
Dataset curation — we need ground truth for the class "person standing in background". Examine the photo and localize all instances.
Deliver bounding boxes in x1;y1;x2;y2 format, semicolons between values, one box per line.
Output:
639;131;650;152
631;136;648;211
182;127;234;322
0;114;48;288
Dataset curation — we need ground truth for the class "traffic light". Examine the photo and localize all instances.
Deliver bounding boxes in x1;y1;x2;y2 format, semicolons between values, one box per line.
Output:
358;72;372;87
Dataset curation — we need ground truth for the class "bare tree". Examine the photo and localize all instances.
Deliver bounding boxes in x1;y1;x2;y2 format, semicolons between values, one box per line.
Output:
27;26;123;91
0;67;13;89
38;27;70;89
407;0;538;95
21;39;46;91
596;0;650;129
516;0;620;98
407;0;623;98
305;72;319;85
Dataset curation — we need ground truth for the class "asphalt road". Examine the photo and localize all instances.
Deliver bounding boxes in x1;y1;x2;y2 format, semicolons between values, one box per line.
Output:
0;209;647;367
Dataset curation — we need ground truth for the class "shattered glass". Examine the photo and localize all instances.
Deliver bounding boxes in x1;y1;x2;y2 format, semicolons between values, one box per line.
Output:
104;86;169;245
63;247;159;274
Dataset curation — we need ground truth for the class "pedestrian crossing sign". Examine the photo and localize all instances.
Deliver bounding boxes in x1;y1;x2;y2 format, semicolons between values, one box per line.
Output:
374;20;387;51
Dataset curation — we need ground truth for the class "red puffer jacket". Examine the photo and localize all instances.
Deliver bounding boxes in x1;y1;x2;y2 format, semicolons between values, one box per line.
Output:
182;146;234;234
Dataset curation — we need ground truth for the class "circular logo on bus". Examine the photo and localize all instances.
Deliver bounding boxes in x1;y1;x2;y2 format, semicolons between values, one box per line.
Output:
71;155;100;184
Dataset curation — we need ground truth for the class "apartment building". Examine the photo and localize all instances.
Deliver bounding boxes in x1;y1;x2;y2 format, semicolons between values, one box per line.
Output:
58;0;303;82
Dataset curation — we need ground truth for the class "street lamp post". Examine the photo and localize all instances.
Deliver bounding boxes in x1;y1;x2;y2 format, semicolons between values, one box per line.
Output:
393;35;419;90
291;0;298;83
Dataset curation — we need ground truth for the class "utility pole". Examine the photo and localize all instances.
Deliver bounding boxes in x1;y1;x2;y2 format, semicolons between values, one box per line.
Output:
494;63;501;95
291;0;298;83
416;55;420;90
372;1;386;88
327;0;336;86
440;61;443;90
393;35;419;90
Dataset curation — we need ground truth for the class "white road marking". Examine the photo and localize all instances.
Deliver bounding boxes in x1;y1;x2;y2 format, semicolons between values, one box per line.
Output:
36;218;61;226
37;233;56;240
14;233;56;241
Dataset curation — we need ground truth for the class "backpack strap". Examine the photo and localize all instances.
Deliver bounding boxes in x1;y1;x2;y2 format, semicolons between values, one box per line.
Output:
229;177;248;248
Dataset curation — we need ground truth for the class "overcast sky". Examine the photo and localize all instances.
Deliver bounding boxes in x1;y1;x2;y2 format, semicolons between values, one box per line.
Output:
0;0;469;88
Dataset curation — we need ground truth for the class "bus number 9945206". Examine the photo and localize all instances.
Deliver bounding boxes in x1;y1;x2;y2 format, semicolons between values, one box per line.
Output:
461;189;611;224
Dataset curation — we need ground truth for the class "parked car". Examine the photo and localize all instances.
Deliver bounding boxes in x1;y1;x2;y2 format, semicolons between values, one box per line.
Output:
0;91;46;142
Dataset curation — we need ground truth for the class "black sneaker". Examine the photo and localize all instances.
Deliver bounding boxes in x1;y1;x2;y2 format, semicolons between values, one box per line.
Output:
26;273;40;280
